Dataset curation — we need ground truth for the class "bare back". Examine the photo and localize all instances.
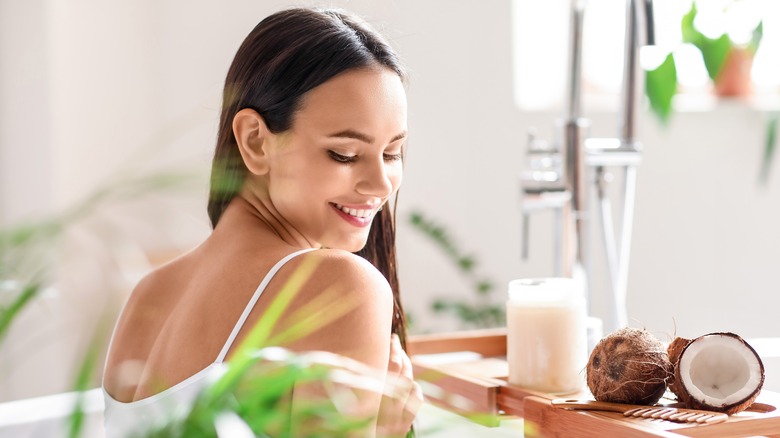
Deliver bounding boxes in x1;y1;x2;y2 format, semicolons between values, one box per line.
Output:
103;198;394;403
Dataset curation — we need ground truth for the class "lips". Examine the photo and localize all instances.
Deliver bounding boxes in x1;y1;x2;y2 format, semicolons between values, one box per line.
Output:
332;203;375;219
330;203;379;227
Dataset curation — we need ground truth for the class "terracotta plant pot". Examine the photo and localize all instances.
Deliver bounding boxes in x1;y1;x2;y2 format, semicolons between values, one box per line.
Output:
714;47;754;97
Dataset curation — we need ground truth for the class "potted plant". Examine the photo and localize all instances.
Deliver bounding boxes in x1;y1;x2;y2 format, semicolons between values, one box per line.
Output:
645;0;763;123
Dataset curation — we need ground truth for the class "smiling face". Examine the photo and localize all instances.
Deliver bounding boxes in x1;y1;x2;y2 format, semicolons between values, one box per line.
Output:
260;67;407;251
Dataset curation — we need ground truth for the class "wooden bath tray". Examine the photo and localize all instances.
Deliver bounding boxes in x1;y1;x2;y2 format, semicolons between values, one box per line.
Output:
408;328;780;437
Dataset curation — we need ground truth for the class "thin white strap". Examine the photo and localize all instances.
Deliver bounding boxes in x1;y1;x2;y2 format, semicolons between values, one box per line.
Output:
215;248;316;363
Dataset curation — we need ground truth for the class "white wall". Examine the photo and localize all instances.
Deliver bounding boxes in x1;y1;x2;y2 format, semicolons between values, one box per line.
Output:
1;0;779;400
0;0;52;223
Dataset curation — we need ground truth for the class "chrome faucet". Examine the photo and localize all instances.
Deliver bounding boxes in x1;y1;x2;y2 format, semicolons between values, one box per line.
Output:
521;0;654;333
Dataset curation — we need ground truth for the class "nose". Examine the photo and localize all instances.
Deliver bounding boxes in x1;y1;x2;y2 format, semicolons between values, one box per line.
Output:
355;156;396;199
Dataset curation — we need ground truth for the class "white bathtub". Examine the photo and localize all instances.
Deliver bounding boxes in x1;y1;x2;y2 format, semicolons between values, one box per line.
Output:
0;388;104;438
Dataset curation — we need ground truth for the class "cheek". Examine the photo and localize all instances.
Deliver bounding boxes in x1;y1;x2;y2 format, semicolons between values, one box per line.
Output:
271;155;330;192
389;165;403;192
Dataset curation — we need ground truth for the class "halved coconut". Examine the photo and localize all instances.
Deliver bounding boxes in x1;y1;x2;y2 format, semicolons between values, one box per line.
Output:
666;336;691;397
672;332;764;415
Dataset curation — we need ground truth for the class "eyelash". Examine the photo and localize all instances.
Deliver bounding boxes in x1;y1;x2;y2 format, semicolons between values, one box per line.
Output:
328;151;404;163
384;152;404;162
328;151;357;163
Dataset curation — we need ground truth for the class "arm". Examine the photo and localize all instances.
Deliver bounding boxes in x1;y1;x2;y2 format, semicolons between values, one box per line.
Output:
234;249;420;436
281;250;394;370
276;250;396;436
377;333;424;437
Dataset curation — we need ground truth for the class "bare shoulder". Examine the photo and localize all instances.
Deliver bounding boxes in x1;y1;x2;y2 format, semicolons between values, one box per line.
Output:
108;251;202;355
120;258;185;314
301;249;391;296
269;248;394;370
104;264;182;400
108;261;182;351
289;248;393;323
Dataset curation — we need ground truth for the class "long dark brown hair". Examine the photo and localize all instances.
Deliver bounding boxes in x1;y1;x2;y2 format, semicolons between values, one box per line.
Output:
207;8;408;349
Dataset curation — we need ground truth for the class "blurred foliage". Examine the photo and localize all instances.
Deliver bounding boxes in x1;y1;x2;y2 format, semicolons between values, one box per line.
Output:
0;167;200;434
645;53;677;124
68;336;102;438
143;349;374;438
0;169;200;343
761;111;779;185
408;211;504;329
0;282;39;343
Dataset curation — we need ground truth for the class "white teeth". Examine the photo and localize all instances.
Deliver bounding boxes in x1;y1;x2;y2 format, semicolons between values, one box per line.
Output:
334;203;373;219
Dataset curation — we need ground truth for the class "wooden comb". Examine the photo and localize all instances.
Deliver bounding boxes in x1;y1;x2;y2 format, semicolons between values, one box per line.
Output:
552;399;729;425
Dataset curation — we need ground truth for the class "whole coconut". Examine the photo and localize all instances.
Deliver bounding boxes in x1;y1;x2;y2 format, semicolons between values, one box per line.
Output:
586;327;672;405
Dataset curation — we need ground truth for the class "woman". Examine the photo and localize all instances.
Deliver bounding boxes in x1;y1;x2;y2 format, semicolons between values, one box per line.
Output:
102;7;422;437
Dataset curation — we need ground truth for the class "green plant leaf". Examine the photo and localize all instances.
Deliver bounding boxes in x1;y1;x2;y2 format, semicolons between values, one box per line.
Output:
409;210;505;330
475;280;493;295
645;53;677;124
67;339;101;438
204;255;321;401
429;226;445;241
0;282;39;341
457;256;475;271
760;112;778;185
681;1;731;80
681;2;699;45
431;299;450;312
748;20;763;54
697;34;732;80
453;303;478;322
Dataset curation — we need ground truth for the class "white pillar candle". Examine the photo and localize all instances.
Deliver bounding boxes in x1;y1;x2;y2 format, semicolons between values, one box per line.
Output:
506;278;587;394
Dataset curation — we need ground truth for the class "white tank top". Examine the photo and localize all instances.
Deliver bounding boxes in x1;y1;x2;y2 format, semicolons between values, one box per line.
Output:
102;248;315;438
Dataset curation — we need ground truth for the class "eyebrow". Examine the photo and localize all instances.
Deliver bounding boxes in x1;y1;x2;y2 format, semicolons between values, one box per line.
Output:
328;129;407;144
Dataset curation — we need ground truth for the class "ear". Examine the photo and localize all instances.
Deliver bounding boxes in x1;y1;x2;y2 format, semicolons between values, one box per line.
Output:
233;108;273;176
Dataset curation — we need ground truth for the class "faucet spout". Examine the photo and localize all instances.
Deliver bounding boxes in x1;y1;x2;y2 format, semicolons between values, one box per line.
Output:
620;0;654;146
566;0;587;121
520;0;653;332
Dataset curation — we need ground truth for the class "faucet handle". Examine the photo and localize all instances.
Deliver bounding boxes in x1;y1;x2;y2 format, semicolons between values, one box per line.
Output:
521;127;566;262
522;127;562;192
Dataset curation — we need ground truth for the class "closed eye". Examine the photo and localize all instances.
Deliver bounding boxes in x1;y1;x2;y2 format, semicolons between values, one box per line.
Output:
384;152;403;162
328;150;357;163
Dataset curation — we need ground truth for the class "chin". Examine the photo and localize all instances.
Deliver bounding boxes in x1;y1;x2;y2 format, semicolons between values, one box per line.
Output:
323;235;369;253
345;239;370;253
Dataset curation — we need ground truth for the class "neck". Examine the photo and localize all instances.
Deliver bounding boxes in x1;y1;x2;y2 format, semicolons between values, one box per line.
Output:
217;185;318;250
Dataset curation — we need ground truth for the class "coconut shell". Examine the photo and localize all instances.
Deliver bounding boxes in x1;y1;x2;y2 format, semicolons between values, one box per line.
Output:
666;336;691;400
586;327;672;405
673;332;765;415
667;337;691;366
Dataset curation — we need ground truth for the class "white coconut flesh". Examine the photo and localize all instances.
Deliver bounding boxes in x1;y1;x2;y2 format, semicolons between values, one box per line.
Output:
678;334;763;407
